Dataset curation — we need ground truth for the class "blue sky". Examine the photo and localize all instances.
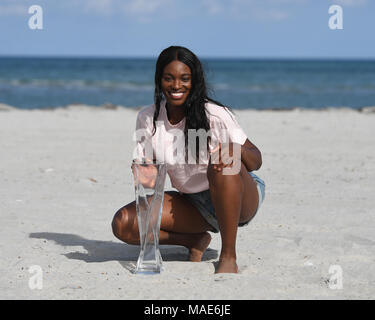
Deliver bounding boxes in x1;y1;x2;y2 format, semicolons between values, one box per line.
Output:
0;0;374;58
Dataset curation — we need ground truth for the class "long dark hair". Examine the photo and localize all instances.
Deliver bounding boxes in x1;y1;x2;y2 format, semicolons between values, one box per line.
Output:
152;46;231;161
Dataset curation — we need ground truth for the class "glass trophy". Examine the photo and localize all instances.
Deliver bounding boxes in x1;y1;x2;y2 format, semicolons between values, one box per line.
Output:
132;159;167;274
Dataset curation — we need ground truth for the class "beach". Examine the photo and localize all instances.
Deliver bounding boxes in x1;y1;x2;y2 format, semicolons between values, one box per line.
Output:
1;104;374;300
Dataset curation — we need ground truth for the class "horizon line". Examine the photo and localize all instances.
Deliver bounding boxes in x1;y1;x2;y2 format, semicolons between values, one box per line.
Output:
0;54;375;61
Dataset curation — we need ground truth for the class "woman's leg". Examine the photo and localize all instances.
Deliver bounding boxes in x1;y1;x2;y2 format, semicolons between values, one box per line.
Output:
207;161;259;273
112;191;214;262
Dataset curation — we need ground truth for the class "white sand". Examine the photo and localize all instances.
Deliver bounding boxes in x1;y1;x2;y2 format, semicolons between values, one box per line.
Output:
0;104;374;299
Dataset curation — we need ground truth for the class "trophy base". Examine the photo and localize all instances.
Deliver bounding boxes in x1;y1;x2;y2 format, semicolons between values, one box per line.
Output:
134;261;163;275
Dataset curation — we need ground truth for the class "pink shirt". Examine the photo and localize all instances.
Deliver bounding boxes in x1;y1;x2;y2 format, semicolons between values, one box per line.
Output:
134;100;247;193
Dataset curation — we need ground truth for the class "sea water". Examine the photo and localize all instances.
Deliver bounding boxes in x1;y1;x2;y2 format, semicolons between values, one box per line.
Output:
0;57;374;110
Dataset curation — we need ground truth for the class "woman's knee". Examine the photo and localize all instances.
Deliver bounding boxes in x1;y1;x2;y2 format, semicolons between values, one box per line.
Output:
111;204;137;243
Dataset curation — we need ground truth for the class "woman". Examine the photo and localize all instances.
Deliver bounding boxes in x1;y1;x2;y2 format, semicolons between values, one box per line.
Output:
112;46;265;274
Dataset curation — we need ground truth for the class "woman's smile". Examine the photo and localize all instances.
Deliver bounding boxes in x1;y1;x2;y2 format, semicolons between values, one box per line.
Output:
170;91;186;99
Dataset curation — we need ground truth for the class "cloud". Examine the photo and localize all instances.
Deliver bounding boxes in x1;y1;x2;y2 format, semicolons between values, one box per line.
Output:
0;0;172;19
0;3;28;16
0;0;315;23
202;0;224;15
84;0;114;16
119;0;174;23
331;0;368;6
123;0;171;15
198;0;307;21
265;0;308;3
226;0;293;21
261;9;290;21
81;0;173;21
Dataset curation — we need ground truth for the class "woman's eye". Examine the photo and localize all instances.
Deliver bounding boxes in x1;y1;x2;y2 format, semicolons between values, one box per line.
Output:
182;78;190;82
163;77;172;82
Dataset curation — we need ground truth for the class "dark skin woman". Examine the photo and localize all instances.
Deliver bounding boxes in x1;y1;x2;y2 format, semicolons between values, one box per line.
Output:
112;46;262;273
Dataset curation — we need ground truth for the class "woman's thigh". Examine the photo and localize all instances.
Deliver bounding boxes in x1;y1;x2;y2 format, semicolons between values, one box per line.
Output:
238;163;259;223
119;191;214;235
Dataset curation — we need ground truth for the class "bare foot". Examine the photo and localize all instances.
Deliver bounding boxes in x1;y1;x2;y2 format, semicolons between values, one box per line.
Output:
215;257;238;274
187;232;212;262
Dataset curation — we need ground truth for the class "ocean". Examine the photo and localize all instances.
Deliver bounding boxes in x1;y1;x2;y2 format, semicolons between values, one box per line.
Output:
0;57;374;110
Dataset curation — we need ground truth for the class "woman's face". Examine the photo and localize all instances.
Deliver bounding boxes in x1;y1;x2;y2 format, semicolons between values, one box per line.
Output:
161;60;192;108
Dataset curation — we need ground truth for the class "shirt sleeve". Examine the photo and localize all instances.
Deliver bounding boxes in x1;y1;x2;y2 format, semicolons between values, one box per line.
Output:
208;106;247;152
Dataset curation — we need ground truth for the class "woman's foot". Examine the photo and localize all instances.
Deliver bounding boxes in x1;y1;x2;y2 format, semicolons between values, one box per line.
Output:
187;232;212;262
215;257;238;273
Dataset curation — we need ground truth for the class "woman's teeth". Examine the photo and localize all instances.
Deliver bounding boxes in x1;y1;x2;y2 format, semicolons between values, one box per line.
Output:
171;92;184;98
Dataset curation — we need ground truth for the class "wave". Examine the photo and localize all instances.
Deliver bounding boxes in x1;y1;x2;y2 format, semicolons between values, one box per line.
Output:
212;83;375;93
2;77;374;94
1;101;374;113
0;78;154;91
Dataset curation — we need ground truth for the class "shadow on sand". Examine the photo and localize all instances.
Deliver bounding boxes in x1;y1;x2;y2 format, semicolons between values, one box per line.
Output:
29;232;218;273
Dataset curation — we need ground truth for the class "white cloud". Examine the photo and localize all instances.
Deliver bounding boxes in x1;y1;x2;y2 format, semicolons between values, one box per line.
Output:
266;0;309;3
119;0;173;23
84;0;114;16
223;0;293;21
202;0;224;15
81;0;173;21
0;4;28;16
332;0;367;6
263;9;290;21
123;0;172;15
197;0;310;21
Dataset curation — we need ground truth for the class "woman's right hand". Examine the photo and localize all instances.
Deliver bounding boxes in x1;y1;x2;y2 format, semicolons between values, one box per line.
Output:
132;162;158;189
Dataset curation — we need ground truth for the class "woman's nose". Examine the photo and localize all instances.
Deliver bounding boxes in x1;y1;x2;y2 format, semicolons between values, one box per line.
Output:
172;79;182;89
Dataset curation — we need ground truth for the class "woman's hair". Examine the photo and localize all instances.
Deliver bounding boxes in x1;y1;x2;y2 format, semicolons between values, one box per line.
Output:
152;45;230;161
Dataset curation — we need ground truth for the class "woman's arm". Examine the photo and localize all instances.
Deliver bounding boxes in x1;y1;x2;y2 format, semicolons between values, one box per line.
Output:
209;139;262;173
240;139;262;172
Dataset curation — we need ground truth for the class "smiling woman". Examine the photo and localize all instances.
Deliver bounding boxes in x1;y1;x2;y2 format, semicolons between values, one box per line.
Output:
161;60;192;124
112;46;265;274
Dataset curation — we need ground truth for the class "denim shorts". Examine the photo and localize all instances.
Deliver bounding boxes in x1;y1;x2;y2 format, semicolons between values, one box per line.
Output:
180;172;265;233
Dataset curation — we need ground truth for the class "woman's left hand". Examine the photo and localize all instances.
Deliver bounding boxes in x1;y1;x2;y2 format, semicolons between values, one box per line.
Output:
209;142;242;172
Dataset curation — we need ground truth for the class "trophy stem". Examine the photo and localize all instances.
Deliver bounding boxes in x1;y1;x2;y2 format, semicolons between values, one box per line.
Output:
132;161;166;274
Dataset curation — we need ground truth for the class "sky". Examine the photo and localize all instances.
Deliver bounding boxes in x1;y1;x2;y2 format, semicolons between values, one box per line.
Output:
0;0;374;58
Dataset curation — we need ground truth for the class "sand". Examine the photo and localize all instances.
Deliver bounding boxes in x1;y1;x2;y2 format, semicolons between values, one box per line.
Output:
0;104;374;299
